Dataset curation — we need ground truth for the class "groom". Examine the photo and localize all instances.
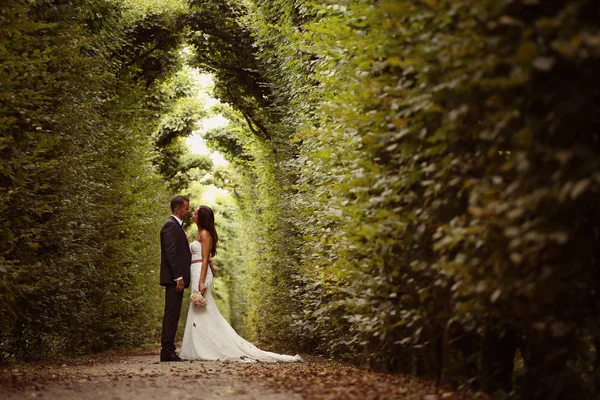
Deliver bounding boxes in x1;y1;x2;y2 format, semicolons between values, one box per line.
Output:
159;195;191;362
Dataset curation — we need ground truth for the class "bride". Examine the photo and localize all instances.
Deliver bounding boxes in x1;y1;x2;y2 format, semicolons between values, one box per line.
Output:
179;205;302;363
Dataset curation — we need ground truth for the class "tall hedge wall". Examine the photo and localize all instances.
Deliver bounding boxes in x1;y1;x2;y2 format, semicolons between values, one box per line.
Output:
0;0;187;361
197;0;600;398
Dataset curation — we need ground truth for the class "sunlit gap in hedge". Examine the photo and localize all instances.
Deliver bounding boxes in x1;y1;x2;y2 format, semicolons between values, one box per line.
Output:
183;68;230;207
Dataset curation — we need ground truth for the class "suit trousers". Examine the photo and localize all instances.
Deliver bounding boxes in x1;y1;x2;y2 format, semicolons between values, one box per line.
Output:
161;284;184;353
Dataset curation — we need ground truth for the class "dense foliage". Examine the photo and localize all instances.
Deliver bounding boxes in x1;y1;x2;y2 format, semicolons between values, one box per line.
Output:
192;0;600;398
3;0;600;398
0;0;191;360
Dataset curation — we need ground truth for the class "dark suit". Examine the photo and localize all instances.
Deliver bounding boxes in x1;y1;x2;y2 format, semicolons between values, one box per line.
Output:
160;216;191;354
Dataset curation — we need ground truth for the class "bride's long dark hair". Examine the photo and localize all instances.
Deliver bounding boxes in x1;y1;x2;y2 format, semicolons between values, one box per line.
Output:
197;205;218;257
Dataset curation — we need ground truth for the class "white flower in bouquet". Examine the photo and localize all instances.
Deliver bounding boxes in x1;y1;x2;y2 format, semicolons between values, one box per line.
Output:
190;291;207;307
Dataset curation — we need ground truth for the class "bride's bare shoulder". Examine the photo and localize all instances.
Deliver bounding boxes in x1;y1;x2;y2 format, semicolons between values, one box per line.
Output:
198;228;212;241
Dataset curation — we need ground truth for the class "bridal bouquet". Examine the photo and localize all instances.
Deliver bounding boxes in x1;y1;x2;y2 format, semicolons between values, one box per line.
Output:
190;291;207;307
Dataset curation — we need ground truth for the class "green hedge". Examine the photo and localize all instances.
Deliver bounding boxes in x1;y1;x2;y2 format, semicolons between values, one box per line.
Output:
4;0;599;397
197;0;600;398
0;0;185;361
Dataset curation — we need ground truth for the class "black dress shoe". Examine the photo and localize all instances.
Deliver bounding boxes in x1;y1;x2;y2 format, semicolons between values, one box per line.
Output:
160;351;183;362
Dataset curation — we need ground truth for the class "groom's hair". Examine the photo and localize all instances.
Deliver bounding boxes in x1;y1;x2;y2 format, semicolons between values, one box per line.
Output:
170;195;189;212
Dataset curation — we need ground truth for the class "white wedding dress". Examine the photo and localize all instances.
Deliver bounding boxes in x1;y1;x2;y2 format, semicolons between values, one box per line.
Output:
179;240;302;362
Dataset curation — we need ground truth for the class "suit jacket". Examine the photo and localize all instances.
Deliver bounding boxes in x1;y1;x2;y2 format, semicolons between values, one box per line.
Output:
160;216;191;288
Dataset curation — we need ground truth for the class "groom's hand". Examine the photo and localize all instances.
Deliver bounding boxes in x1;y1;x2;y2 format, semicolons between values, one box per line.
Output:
176;279;184;292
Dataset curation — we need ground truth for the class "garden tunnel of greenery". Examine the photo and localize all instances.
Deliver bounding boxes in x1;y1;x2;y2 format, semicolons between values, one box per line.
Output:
1;0;600;398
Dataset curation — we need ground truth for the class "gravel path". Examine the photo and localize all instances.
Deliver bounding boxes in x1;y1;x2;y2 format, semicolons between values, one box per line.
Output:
1;349;300;400
0;349;476;400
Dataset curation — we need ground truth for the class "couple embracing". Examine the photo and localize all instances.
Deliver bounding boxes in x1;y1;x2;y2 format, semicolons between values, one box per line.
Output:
159;195;302;363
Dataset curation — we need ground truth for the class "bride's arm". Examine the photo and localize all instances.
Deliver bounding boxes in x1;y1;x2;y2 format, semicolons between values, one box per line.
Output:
199;230;213;293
